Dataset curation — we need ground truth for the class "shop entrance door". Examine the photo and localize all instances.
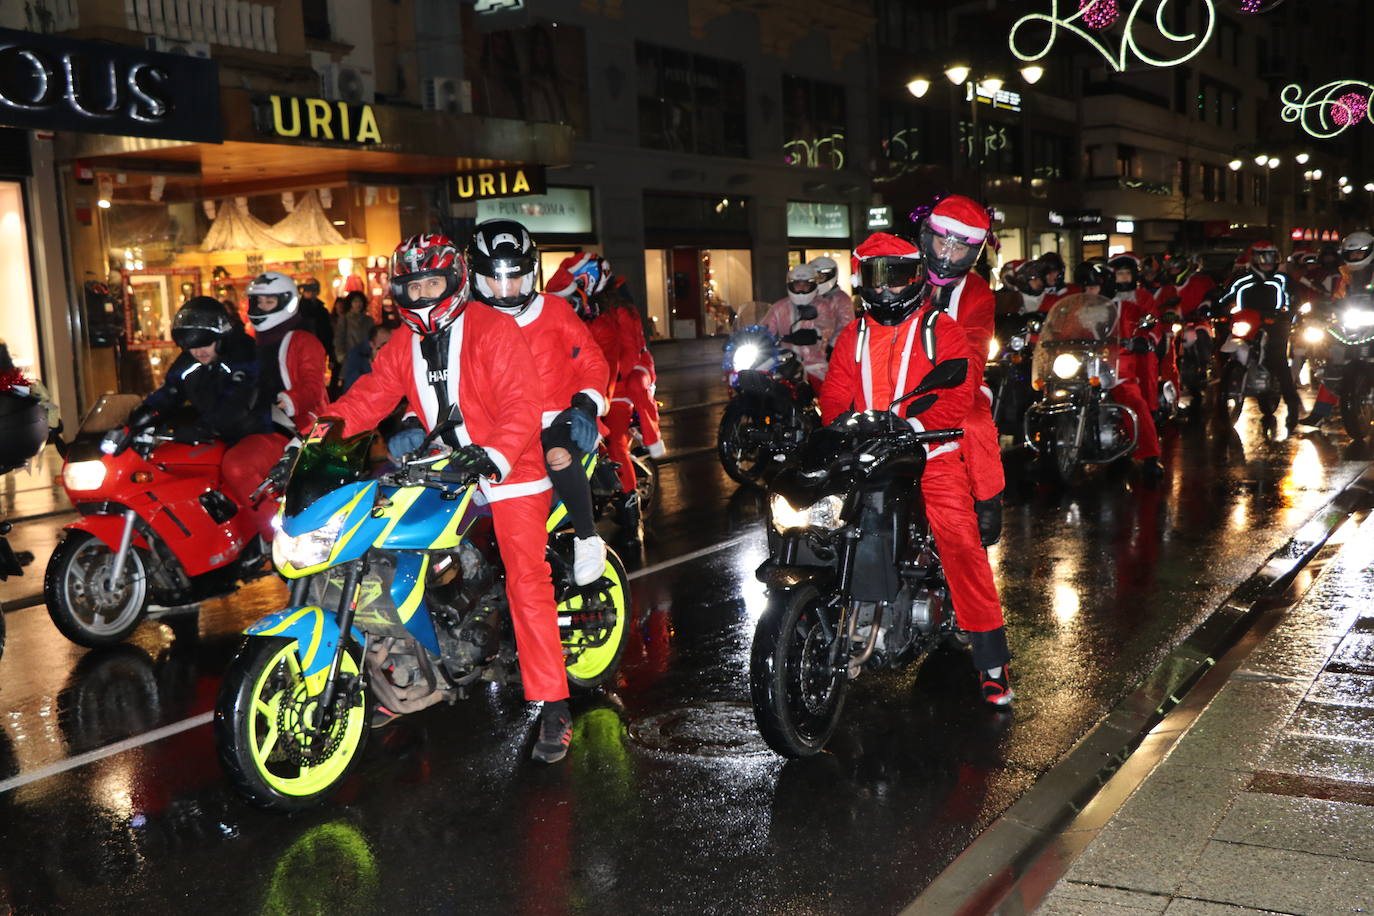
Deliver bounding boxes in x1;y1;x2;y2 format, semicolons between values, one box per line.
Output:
669;248;701;338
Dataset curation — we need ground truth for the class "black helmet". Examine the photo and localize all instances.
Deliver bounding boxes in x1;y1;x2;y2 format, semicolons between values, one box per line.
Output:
465;218;539;314
1013;259;1047;295
171;296;234;350
1108;254;1140;291
1075;260;1115;297
853;234;927;326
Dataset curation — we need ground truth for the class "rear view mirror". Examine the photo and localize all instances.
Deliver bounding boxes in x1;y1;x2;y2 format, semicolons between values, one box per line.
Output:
913;358;969;395
903;393;937;418
794;304;819;321
783;329;821;346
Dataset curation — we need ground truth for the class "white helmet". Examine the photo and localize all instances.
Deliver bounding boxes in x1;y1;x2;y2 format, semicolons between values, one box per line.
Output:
245;270;299;332
1340;231;1374;270
809;256;839;294
786;264;819;307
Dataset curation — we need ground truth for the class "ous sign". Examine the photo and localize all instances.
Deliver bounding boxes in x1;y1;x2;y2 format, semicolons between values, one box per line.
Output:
255;94;381;144
454;165;546;202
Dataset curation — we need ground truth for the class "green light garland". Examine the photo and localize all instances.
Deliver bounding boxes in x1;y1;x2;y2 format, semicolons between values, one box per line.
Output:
1281;81;1374;139
1009;0;1216;72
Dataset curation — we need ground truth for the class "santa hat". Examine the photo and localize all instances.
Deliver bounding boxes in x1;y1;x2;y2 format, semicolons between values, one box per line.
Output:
851;232;920;286
545;252;593;298
927;195;990;243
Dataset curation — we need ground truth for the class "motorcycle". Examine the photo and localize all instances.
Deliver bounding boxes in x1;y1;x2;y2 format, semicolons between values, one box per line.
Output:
0;383;51;659
215;409;631;810
1219;307;1283;425
749;359;968;758
1317;293;1374;441
1023;294;1139;484
717;323;822;486
45;395;274;648
1174;308;1215;410
986;313;1042;435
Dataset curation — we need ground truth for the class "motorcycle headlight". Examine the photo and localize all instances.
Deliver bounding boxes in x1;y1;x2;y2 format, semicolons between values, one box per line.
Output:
1300;301;1313;314
1343;308;1374;330
1231;321;1252;338
770;493;844;534
272;509;349;571
1172;323;1183;334
1303;325;1326;344
732;344;761;373
988;338;1001;360
1052;353;1082;379
63;460;107;491
1010;335;1027;351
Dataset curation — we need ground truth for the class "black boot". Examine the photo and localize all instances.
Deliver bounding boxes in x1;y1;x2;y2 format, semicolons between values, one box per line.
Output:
532;699;573;764
1298;401;1333;428
974;493;1003;547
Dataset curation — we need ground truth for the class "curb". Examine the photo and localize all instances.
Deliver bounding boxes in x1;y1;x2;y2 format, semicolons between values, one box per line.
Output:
903;462;1374;916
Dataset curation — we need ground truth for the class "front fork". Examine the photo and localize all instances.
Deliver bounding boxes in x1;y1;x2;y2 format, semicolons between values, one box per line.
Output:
316;558;365;718
106;509;138;591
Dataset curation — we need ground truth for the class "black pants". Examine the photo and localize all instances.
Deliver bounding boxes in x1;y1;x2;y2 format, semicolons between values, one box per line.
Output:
1263;326;1302;418
542;426;596;539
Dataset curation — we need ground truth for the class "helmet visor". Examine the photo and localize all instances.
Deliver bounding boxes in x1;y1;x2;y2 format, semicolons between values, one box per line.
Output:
1345;246;1372;263
481;253;537;280
786;278;818;295
858;256;923;291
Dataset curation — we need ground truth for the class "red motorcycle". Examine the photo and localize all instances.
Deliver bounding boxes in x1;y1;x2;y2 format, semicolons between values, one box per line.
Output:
45;395;275;647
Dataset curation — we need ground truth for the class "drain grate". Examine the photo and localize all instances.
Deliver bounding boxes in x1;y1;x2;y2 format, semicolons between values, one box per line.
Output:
627;701;773;758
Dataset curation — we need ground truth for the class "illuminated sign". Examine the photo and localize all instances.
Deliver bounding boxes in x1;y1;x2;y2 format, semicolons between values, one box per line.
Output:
0;26;221;142
1281;81;1373;139
1083;232;1109;242
1115;219;1135;233
1053;209;1103;227
477;186;593;235
965;83;1022;112
254;94;381;144
1009;1;1216;73
474;0;524;10
787;201;850;239
454;164;546;201
867;206;892;229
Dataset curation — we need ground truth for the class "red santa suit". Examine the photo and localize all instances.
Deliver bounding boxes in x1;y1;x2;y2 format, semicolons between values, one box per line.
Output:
610;299;665;464
324;304;568;703
1039;283;1082;314
1116;286;1162;412
515;293;609;427
224;321;328;539
1111;295;1161;460
819;306;1005;636
932;273;1005;504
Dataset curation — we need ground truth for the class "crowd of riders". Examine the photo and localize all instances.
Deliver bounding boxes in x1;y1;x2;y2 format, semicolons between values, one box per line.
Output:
78;189;1374;763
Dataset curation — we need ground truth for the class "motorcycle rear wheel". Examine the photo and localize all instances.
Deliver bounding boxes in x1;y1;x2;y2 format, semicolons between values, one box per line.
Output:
215;636;368;811
44;530;150;647
750;585;848;758
1341;364;1374;441
631;453;658;515
717;401;771;486
562;548;631;691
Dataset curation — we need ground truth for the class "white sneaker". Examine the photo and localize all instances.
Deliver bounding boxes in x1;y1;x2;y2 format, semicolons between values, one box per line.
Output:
572;535;607;586
646;440;666;459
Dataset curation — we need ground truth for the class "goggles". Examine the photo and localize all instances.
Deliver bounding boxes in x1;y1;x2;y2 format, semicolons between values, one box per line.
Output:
858;256;923;290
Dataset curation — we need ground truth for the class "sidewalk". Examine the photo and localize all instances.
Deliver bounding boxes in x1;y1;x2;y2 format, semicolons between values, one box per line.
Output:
1036;513;1374;915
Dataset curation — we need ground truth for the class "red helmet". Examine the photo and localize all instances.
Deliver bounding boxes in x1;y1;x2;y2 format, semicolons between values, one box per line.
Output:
1246;240;1280;275
389;234;470;335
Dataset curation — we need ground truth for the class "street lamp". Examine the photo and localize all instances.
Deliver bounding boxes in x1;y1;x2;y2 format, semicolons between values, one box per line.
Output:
1019;64;1044;85
1254;154;1270;166
1268;158;1281;169
1296;152;1310;165
1364;182;1374;192
944;64;971;86
1229;159;1243;171
979;76;1005;94
906;77;931;98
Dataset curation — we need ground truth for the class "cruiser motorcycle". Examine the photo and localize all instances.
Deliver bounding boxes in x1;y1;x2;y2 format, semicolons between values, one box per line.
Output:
1219;307;1282;425
215;409;630;810
717;323;822;486
45;395;273;647
1023;294;1139;484
986;313;1041;435
749;359;967;758
1316;293;1374;441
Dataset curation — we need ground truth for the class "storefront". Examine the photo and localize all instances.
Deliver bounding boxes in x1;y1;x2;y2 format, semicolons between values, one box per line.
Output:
474;184;600;285
785;200;853;300
642;193;754;340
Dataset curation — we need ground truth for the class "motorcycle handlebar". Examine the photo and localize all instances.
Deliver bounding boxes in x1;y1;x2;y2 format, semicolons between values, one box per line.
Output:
908;428;965;445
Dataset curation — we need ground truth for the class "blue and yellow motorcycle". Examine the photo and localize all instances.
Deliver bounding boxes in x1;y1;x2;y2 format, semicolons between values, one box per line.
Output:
214;411;630;810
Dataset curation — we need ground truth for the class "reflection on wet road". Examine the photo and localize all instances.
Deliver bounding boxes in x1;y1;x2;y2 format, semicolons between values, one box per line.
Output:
0;360;1368;914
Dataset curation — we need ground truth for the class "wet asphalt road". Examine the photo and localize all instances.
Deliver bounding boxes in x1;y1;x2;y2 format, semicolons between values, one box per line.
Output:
0;352;1369;915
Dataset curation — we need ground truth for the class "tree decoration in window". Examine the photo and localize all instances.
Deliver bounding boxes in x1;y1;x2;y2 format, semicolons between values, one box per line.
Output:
1281;81;1374;138
1009;1;1216;72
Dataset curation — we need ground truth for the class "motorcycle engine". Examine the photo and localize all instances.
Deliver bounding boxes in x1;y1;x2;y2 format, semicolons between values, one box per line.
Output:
1097;406;1132;453
447;600;501;670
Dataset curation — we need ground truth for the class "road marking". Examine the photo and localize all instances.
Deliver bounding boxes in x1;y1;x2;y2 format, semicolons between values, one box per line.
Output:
659;399;729;415
0;531;763;792
0;712;213;795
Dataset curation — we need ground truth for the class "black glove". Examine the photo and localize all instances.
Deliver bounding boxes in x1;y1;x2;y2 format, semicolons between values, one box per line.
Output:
253;443;299;504
449;444;500;478
1131;336;1152;355
126;405;158;431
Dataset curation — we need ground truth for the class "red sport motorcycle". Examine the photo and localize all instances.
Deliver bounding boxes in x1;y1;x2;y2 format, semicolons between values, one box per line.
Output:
45;395;275;647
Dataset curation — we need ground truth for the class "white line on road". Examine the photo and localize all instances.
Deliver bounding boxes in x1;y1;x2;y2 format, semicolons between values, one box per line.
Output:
0;531;762;794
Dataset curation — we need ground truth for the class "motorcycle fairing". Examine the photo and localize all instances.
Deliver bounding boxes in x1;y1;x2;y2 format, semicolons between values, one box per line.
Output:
245;605;366;688
277;481;386;578
63;512;152;553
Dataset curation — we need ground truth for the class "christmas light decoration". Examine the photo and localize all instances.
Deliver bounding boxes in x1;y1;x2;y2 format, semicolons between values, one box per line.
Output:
1010;1;1216;73
1080;0;1118;28
1281;81;1374;138
1231;0;1285;11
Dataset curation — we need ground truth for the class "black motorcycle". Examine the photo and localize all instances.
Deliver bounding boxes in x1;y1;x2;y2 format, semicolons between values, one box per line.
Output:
749;359;967;758
1318;293;1374;441
717;323;822;486
987;313;1041;435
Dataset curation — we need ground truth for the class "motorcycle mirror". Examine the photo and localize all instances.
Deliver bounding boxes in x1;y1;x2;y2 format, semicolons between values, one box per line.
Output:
1025;317;1043;334
793;304;819;321
903;393;938;417
891;358;969;407
783;329;821;346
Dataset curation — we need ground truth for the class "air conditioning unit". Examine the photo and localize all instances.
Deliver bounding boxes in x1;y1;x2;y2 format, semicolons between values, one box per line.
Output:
422;77;471;114
319;64;376;104
144;36;212;58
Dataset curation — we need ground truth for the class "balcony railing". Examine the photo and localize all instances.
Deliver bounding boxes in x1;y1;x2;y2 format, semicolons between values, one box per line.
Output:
125;0;278;53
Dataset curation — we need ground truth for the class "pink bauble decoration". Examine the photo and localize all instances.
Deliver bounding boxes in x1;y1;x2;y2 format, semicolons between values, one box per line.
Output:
1331;92;1370;127
1079;0;1119;29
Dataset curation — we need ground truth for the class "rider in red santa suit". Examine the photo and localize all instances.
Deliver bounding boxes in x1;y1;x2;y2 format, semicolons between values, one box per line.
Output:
320;234;575;764
917;195;1006;546
1038;252;1080;313
597;259;666;460
231;271;327;540
1109;254;1163;412
820;233;1013;705
465;219;611;588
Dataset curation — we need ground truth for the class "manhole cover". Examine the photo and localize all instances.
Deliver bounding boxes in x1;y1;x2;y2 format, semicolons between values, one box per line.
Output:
628;701;773;758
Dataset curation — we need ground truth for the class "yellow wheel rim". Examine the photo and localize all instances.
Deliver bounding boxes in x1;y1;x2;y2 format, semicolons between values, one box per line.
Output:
246;642;366;798
562;560;627;681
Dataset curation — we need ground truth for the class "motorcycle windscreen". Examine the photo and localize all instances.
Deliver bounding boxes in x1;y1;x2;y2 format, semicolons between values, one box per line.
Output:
1032;293;1122;385
285;426;378;517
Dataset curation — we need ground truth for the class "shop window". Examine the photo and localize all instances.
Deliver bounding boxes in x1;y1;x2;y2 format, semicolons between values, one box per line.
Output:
636;43;747;158
1029;131;1071;180
960;121;1019;176
470;22;590;131
782;75;847;170
303;0;331;40
0;182;40;379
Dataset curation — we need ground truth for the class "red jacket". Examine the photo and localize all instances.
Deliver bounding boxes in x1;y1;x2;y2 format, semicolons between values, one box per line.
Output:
587;313;622;398
267;329;328;435
819;306;977;459
1040;284;1082;314
514;294;610;425
325;304;548;501
612;305;650;376
935;273;996;369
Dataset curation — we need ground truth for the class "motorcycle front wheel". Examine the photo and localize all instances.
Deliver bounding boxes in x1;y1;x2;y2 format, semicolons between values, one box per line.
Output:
750;585;848;758
631;453;659;515
1341;364;1374;441
1048;413;1081;486
1221;361;1246;423
215;636;368;811
44;530;150;647
717;400;771;486
562;548;631;692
